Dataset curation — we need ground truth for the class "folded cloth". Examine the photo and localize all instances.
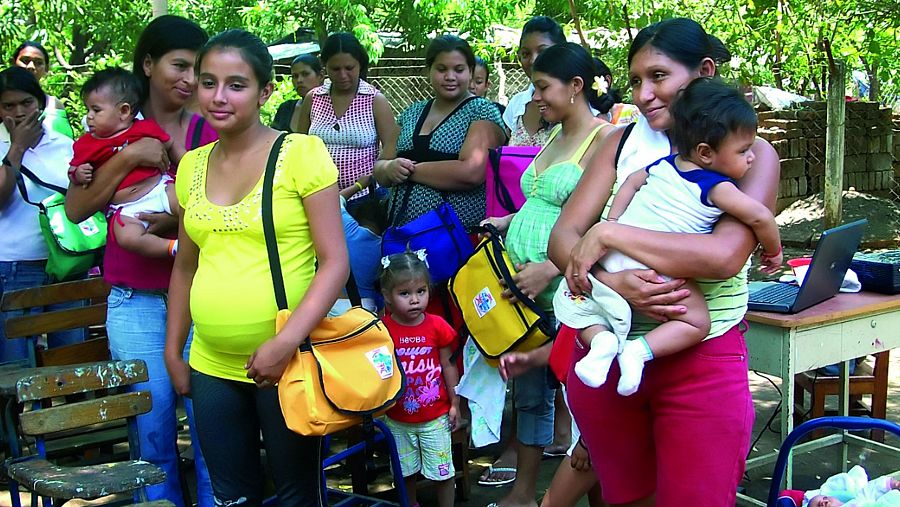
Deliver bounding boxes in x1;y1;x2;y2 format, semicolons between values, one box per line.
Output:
552;274;631;346
456;337;505;447
778;268;862;293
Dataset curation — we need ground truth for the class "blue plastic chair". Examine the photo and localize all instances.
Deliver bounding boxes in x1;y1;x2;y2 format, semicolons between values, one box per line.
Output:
767;417;900;507
263;419;408;507
320;419;409;507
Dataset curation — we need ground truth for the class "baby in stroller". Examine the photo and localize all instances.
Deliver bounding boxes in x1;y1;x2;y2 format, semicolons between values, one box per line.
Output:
781;465;900;506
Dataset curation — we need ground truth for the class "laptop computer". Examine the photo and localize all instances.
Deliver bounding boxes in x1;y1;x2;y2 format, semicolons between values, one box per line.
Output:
748;219;868;313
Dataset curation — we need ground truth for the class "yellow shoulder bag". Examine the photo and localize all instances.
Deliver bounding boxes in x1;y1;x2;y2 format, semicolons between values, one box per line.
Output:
261;134;405;436
448;224;555;366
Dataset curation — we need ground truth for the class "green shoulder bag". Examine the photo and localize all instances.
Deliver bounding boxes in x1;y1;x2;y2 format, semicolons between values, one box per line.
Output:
16;164;106;281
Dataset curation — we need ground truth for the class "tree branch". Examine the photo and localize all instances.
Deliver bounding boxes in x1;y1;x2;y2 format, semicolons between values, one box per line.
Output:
567;0;589;49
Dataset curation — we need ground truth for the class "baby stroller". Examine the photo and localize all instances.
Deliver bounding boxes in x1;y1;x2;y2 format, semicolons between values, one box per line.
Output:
769;417;900;507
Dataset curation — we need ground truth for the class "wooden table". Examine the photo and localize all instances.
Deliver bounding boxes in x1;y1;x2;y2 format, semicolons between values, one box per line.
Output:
738;290;900;505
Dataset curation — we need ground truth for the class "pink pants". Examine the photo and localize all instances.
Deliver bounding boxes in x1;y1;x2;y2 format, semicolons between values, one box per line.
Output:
566;324;754;506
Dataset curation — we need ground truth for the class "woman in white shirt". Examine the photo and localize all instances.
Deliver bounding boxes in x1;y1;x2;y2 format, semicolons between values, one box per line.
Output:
502;17;567;147
0;66;83;363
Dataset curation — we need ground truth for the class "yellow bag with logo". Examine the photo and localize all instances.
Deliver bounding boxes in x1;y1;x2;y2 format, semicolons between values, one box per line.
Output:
276;308;405;436
261;134;404;436
448;225;555;367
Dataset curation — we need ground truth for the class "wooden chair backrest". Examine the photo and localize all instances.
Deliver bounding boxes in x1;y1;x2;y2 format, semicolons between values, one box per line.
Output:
0;278;111;366
1;277;110;339
16;359;150;437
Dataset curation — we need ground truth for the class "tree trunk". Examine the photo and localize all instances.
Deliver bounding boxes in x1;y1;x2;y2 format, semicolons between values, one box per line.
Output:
622;2;633;45
152;0;167;18
69;25;89;67
824;59;845;229
861;56;879;103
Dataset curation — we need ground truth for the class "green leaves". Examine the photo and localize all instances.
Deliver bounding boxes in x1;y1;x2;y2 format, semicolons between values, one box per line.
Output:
1;0;897;109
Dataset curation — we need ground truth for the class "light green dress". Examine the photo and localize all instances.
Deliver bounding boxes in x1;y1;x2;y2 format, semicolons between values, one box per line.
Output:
505;123;609;312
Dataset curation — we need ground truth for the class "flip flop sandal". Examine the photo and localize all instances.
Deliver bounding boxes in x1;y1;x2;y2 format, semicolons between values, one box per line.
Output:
477;465;517;487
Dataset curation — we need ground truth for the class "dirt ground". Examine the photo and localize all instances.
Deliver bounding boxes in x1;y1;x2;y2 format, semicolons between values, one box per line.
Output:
777;190;900;248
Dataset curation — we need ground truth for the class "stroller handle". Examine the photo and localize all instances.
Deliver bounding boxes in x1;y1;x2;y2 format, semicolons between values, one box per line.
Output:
767;416;900;507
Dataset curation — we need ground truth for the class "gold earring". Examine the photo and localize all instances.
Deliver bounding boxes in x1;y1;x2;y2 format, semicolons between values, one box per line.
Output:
570;94;575;104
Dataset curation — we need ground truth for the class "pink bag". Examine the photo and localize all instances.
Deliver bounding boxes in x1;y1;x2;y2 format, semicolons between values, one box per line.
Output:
485;146;540;218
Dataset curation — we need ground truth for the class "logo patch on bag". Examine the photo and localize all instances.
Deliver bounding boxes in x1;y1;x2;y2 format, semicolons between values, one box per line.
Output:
473;288;496;318
366;346;394;380
78;218;102;236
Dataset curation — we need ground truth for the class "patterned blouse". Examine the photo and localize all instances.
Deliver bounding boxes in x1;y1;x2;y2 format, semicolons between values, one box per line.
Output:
388;96;504;231
308;79;379;193
508;115;553;147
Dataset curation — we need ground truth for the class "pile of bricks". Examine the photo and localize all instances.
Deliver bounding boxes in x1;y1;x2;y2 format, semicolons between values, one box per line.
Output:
757;101;894;209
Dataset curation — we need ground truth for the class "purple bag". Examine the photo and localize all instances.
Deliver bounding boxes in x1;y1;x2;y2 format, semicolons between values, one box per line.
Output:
485;145;540;218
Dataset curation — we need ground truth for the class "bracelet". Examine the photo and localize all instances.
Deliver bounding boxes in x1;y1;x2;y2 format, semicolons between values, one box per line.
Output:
354;181;364;192
762;245;782;259
167;239;179;258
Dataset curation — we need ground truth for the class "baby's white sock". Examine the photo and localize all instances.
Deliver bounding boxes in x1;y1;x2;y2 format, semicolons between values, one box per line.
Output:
574;330;618;388
617;337;654;396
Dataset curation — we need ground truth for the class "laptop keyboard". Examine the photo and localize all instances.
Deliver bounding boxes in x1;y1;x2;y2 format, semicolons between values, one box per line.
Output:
750;283;800;304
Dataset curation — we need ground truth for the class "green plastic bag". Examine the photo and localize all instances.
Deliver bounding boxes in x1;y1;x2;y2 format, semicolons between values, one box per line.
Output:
16;165;106;282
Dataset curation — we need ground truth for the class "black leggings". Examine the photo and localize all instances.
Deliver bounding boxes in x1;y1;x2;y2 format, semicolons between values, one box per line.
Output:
191;370;324;507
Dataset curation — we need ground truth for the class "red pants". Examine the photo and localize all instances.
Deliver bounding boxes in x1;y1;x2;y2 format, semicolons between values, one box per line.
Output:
566;324;754;506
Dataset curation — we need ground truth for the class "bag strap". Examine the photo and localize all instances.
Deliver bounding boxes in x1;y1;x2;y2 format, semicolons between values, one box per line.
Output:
15;163;67;208
389;181;452;227
479;224;556;338
190;117;206;150
261;133;290;310
263;133;363;310
613;122;636;169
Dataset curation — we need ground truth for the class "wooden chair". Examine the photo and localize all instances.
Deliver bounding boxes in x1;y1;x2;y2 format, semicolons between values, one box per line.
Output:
794;351;890;442
4;359;166;507
450;419;471;500
1;277;112;368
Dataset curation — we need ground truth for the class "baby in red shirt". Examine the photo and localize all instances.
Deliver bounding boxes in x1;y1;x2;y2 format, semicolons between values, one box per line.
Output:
69;67;177;258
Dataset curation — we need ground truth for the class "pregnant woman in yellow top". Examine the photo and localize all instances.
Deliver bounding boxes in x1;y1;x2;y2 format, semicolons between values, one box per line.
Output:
164;29;348;507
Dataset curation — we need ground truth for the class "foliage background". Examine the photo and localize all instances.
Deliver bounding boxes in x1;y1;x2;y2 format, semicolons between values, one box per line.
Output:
2;0;898;132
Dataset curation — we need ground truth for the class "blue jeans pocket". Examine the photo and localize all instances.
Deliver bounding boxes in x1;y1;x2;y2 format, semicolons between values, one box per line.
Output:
107;287;127;309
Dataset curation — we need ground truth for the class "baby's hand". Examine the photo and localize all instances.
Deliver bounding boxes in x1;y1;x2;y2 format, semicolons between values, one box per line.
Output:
758;247;783;275
73;164;94;186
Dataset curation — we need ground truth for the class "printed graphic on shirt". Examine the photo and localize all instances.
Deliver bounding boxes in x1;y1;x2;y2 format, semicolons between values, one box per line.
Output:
396;335;443;415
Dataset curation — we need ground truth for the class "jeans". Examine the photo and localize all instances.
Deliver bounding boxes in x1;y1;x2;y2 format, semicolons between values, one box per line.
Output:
106;285;213;507
0;261;85;363
191;370;324;507
513;365;556;447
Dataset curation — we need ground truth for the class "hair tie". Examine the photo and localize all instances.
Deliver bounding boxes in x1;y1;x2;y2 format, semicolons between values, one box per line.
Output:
592;76;608;95
414;249;429;268
381;256;391;269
